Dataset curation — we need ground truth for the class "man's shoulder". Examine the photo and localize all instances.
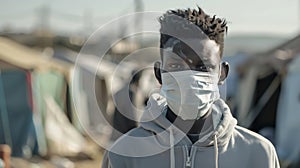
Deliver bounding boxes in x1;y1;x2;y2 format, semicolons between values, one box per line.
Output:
107;127;168;159
233;125;275;150
124;127;153;137
111;127;152;146
109;127;155;150
232;126;279;166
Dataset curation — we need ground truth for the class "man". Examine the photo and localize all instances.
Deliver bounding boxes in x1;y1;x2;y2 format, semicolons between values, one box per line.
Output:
102;6;280;168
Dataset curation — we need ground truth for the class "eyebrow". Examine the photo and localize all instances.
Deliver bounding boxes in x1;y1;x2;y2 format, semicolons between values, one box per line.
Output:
164;47;220;66
165;51;186;62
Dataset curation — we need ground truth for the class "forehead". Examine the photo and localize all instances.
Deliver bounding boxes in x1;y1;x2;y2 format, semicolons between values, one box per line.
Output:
162;38;221;64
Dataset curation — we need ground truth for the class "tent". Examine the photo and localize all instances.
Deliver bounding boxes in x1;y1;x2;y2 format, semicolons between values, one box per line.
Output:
276;53;300;165
54;48;144;145
235;34;300;166
52;47;160;146
0;68;38;157
0;37;85;157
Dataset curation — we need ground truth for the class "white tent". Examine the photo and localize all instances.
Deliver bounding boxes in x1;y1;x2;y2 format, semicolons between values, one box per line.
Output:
276;54;300;163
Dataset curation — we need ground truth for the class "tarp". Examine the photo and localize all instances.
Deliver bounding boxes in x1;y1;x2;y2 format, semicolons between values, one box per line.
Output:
223;54;249;99
276;54;300;163
44;96;85;156
0;70;38;157
234;34;300;166
0;37;84;157
32;71;67;122
235;34;300;130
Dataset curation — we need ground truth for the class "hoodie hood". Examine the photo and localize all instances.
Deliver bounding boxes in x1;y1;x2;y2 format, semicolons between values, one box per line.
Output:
139;93;237;147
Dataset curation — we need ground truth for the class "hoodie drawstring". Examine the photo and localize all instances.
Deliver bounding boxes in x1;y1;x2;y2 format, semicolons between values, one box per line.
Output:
214;134;219;168
170;129;175;168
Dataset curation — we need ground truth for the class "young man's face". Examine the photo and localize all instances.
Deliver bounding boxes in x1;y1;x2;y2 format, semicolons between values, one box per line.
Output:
161;38;221;74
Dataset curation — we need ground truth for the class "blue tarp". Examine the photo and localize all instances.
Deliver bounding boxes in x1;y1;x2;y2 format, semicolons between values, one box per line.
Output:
0;70;38;157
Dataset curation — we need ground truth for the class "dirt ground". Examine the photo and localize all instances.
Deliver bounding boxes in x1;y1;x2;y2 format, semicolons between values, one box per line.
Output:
10;138;105;168
11;150;103;168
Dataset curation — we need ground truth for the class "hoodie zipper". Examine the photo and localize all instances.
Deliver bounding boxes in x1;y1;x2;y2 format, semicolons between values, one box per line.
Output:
184;146;192;167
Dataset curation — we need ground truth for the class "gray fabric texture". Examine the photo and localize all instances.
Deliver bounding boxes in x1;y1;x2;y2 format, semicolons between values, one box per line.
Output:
102;93;280;168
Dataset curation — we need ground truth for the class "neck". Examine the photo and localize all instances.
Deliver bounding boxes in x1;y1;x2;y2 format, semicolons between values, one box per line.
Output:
166;107;211;134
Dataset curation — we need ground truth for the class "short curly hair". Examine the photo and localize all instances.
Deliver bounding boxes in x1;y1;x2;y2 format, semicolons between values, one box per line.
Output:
159;6;228;58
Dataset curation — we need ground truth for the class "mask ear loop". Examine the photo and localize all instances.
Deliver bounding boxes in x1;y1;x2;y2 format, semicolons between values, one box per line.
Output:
216;62;224;87
218;62;222;79
218;62;227;100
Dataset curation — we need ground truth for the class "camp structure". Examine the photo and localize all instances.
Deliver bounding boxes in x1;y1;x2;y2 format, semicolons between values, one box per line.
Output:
52;48;141;146
53;48;114;144
52;44;163;147
0;37;86;158
222;53;250;112
235;34;300;166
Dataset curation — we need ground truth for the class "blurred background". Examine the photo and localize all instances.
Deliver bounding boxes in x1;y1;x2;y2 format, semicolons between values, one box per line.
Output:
0;0;300;167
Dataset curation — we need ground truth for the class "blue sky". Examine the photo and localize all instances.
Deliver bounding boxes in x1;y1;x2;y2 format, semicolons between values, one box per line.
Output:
1;0;299;36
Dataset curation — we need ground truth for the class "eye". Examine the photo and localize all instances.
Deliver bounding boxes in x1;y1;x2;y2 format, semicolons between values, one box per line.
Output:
198;65;214;72
168;63;184;71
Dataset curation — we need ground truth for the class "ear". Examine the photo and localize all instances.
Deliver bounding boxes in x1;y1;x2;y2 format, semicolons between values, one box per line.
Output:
154;61;162;85
218;62;229;85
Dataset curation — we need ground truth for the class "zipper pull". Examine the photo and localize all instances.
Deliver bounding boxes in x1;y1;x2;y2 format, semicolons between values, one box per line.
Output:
186;156;191;167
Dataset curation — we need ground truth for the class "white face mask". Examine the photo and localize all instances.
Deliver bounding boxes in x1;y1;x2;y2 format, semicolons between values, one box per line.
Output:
160;70;220;120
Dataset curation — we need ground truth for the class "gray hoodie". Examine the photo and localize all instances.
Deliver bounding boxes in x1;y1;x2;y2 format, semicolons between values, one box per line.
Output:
102;93;280;168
